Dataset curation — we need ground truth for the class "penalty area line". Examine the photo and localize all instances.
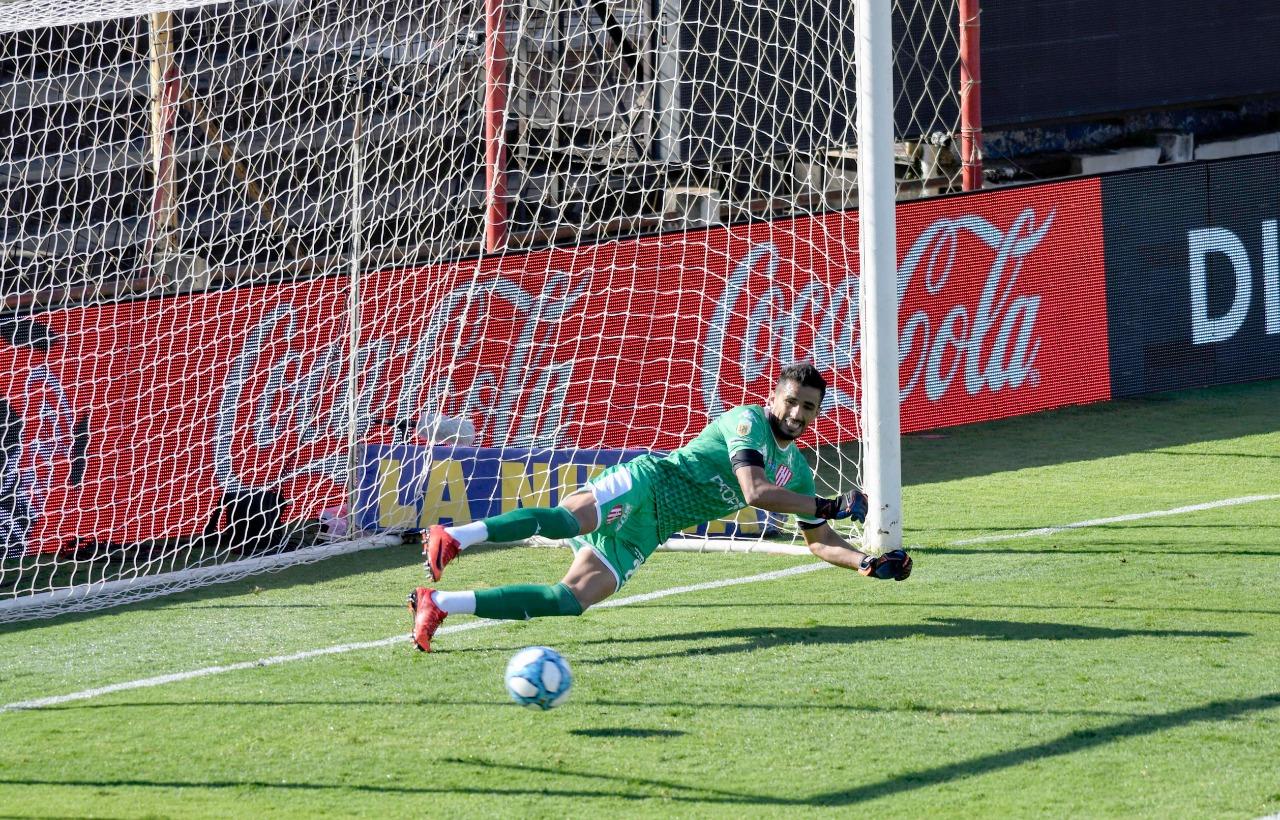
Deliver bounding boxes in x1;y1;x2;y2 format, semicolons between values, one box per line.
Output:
950;494;1280;545
0;563;829;714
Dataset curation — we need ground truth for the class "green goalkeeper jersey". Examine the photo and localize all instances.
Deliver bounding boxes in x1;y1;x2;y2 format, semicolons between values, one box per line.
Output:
647;404;822;539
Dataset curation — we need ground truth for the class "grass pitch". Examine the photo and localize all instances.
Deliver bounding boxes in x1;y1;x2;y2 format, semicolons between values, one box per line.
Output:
1;380;1278;818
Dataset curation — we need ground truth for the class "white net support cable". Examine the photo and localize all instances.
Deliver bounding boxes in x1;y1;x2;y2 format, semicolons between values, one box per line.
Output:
0;0;957;621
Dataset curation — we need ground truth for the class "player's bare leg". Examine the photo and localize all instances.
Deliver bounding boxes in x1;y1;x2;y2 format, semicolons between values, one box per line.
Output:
558;488;600;534
557;546;618;611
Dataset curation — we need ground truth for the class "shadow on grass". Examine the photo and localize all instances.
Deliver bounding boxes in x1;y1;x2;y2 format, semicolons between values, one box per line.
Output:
31;697;1153;720
577;618;1248;664
6;693;1278;807
1149;449;1280;460
568;727;686;739
445;691;1280;807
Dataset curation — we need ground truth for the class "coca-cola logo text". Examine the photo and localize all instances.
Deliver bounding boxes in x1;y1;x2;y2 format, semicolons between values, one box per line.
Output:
898;208;1051;403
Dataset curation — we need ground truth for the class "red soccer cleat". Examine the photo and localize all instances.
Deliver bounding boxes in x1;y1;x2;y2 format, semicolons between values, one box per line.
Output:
423;524;460;582
407;587;447;652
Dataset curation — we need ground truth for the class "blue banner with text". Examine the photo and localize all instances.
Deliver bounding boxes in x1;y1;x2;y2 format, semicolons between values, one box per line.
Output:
354;444;776;540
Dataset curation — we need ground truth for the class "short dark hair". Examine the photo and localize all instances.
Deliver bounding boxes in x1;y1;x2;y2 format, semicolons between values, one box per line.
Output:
778;362;826;398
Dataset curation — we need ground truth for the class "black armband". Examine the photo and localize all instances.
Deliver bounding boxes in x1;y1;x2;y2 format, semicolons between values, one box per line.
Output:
730;449;765;471
797;519;825;530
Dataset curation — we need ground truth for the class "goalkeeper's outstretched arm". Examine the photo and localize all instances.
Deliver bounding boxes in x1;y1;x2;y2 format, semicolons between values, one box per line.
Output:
733;465;867;522
800;520;868;570
801;522;914;581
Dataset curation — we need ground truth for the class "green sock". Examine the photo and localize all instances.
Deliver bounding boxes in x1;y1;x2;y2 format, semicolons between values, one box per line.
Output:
483;506;581;543
473;583;584;620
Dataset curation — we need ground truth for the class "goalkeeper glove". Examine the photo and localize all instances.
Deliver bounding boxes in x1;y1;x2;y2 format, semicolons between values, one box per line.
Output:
858;548;913;581
814;490;868;523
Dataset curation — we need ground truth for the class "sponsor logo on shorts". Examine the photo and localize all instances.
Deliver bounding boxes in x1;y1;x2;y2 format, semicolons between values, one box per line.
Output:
606;503;633;526
623;548;644;581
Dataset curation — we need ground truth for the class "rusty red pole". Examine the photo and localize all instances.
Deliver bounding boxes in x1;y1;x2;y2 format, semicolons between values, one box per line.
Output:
958;0;982;191
143;10;181;284
483;0;509;253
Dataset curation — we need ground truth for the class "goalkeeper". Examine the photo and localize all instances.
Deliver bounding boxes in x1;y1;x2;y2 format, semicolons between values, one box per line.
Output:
407;362;912;651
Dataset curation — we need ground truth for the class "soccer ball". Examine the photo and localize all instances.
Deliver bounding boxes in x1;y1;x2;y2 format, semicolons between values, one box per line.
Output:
504;646;572;710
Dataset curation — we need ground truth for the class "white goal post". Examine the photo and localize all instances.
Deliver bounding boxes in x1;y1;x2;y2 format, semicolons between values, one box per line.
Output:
856;0;903;551
0;0;961;620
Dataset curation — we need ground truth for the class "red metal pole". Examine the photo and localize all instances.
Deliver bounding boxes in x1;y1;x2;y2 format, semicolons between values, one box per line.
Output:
484;0;509;253
958;0;982;191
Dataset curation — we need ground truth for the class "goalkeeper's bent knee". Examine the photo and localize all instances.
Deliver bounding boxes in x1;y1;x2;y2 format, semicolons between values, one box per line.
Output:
473;582;584;620
482;506;582;543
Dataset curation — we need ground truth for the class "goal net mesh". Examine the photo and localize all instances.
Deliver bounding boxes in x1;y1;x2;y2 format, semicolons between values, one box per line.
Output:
0;0;959;620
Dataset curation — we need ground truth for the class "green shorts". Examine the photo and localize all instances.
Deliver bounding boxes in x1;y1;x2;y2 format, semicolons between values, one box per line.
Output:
566;457;662;591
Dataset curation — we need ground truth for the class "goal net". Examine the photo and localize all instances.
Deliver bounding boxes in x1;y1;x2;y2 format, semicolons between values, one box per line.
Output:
0;0;960;620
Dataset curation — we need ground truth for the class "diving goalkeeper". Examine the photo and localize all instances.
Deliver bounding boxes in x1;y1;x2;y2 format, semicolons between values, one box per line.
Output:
407;362;912;651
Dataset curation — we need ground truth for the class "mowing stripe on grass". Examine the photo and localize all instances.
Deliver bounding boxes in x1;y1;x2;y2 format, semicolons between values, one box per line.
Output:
0;563;829;714
6;492;1275;714
951;494;1280;545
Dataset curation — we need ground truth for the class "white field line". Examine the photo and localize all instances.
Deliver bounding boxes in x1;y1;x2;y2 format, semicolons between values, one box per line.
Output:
951;494;1280;545
4;493;1277;714
0;563;828;714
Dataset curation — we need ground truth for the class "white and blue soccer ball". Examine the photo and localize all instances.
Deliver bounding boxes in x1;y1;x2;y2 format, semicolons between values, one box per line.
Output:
504;646;572;710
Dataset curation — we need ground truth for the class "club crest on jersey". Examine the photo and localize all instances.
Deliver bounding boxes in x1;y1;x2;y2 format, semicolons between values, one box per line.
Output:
774;464;792;486
736;421;752;437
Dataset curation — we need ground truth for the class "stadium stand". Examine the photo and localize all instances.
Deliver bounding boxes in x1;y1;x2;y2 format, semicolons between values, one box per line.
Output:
3;0;1280;307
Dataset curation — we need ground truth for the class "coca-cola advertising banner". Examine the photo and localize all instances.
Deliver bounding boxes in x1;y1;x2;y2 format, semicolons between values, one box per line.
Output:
0;176;1111;552
895;178;1111;431
1103;153;1280;396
